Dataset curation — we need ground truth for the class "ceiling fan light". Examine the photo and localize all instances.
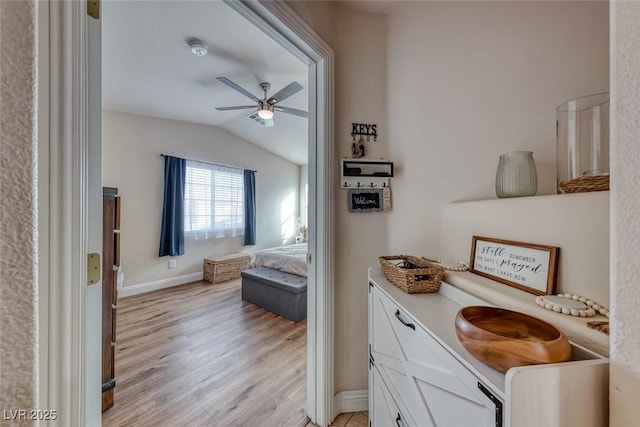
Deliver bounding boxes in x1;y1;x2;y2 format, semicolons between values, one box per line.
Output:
258;108;274;120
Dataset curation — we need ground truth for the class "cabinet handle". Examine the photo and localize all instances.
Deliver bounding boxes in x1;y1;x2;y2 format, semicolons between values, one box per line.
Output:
478;382;503;427
395;413;402;427
395;310;415;330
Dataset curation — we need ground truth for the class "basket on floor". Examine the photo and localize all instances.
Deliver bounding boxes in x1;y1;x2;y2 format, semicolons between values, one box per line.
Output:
378;255;444;294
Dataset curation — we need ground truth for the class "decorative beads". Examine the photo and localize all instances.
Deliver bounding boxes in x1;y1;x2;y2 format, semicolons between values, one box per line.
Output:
423;258;469;272
535;293;609;319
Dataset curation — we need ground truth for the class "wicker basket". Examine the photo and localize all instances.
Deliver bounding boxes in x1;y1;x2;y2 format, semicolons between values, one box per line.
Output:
378;255;444;294
559;175;609;193
204;253;250;284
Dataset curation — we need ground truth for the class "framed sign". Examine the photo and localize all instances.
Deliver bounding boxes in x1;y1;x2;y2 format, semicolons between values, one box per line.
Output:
348;189;383;212
470;236;559;295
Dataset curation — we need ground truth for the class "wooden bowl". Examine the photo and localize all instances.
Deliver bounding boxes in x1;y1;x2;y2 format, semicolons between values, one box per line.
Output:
455;306;571;373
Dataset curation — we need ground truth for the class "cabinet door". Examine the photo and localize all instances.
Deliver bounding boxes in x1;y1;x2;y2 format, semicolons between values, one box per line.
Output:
371;365;408;427
370;286;497;427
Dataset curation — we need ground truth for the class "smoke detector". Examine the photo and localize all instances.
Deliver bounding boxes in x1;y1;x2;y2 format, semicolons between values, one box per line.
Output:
188;39;208;57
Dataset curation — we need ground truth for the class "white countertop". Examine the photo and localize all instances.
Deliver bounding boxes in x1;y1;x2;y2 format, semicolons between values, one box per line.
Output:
443;271;609;357
368;266;610;400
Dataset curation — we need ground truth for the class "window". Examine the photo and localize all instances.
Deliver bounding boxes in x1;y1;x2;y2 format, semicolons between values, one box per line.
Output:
184;160;244;239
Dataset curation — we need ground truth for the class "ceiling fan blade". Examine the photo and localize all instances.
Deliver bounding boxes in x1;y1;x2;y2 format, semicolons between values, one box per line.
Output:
216;77;261;103
275;105;309;118
215;105;256;111
267;81;303;105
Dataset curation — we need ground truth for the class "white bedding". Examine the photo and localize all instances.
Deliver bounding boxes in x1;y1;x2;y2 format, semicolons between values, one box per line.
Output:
248;243;308;277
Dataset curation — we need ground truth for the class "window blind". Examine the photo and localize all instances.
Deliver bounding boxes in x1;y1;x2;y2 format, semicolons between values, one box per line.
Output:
184;160;244;240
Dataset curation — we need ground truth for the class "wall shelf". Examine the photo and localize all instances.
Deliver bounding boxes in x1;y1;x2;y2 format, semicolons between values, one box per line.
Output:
341;158;393;189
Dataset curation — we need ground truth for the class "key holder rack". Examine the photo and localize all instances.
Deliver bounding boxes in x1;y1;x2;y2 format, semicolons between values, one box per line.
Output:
341;158;393;189
351;123;378;141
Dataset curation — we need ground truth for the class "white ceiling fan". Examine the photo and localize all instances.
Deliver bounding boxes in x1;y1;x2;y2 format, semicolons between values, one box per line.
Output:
215;77;308;126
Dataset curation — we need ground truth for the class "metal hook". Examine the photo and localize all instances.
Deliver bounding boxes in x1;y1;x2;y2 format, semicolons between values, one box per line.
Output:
357;182;363;188
369;182;377;188
344;182;351;188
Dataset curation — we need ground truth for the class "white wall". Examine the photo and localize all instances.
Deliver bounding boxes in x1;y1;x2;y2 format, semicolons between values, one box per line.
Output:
333;7;390;392
288;0;610;394
610;1;640;424
0;0;38;413
102;111;300;288
441;192;610;306
386;1;609;257
288;1;390;391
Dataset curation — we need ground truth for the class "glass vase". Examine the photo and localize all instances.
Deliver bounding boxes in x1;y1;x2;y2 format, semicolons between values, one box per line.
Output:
495;151;537;198
556;93;609;193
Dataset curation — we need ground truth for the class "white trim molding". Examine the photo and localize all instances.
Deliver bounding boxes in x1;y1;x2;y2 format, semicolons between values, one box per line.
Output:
46;1;89;425
118;272;204;298
334;390;369;416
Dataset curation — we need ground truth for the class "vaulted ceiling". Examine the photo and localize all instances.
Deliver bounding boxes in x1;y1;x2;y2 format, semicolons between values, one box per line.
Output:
102;1;309;165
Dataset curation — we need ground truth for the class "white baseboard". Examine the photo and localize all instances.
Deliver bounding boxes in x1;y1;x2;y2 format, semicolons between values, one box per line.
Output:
334;389;368;416
118;272;203;298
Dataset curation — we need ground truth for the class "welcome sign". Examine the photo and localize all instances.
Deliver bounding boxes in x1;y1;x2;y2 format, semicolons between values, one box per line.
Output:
470;236;559;295
348;189;383;212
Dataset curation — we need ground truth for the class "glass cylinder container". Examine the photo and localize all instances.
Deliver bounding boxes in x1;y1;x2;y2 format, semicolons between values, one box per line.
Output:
495;151;538;198
556;93;609;193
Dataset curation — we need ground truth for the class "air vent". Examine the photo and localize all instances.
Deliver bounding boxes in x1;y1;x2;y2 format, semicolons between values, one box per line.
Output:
246;111;274;127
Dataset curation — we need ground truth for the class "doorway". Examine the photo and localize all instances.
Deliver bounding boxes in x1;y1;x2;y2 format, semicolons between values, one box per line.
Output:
42;1;335;426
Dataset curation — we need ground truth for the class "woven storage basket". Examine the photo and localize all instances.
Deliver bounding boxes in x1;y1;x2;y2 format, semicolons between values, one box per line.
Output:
378;255;444;294
559;175;609;193
204;253;250;284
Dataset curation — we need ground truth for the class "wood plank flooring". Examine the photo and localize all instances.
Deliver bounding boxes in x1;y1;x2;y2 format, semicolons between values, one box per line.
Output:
306;412;369;427
102;279;308;427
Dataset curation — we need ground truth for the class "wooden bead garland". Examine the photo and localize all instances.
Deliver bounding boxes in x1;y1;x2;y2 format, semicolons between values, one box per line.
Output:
535;293;609;319
422;258;469;272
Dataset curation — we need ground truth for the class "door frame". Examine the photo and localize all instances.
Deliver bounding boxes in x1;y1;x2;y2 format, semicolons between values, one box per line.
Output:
42;0;335;426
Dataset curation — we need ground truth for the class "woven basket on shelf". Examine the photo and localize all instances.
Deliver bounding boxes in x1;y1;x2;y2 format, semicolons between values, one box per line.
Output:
378;255;444;294
559;175;609;193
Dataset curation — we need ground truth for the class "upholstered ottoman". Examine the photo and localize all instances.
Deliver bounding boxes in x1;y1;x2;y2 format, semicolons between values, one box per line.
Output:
241;267;307;322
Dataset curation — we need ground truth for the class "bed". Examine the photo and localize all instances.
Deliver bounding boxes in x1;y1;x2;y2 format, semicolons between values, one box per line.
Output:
247;242;308;277
242;243;308;322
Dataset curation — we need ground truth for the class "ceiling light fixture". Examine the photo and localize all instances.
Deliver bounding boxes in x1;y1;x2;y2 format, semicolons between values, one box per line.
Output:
188;39;208;57
257;103;274;120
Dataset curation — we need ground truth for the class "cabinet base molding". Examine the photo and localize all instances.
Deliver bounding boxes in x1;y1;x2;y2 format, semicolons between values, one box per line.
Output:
334;390;368;416
118;272;203;298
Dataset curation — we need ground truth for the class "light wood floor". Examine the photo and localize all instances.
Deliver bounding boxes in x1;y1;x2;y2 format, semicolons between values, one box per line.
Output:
102;278;308;427
307;412;369;427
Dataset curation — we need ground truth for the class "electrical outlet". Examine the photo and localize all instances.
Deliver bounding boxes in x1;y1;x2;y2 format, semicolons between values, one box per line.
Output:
169;259;176;269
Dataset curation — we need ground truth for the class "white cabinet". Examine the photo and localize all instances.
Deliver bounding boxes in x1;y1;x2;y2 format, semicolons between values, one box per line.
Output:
368;268;609;427
370;366;406;427
369;283;497;427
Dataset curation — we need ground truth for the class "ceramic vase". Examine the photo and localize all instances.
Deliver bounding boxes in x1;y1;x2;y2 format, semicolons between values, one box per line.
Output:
495;151;537;198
